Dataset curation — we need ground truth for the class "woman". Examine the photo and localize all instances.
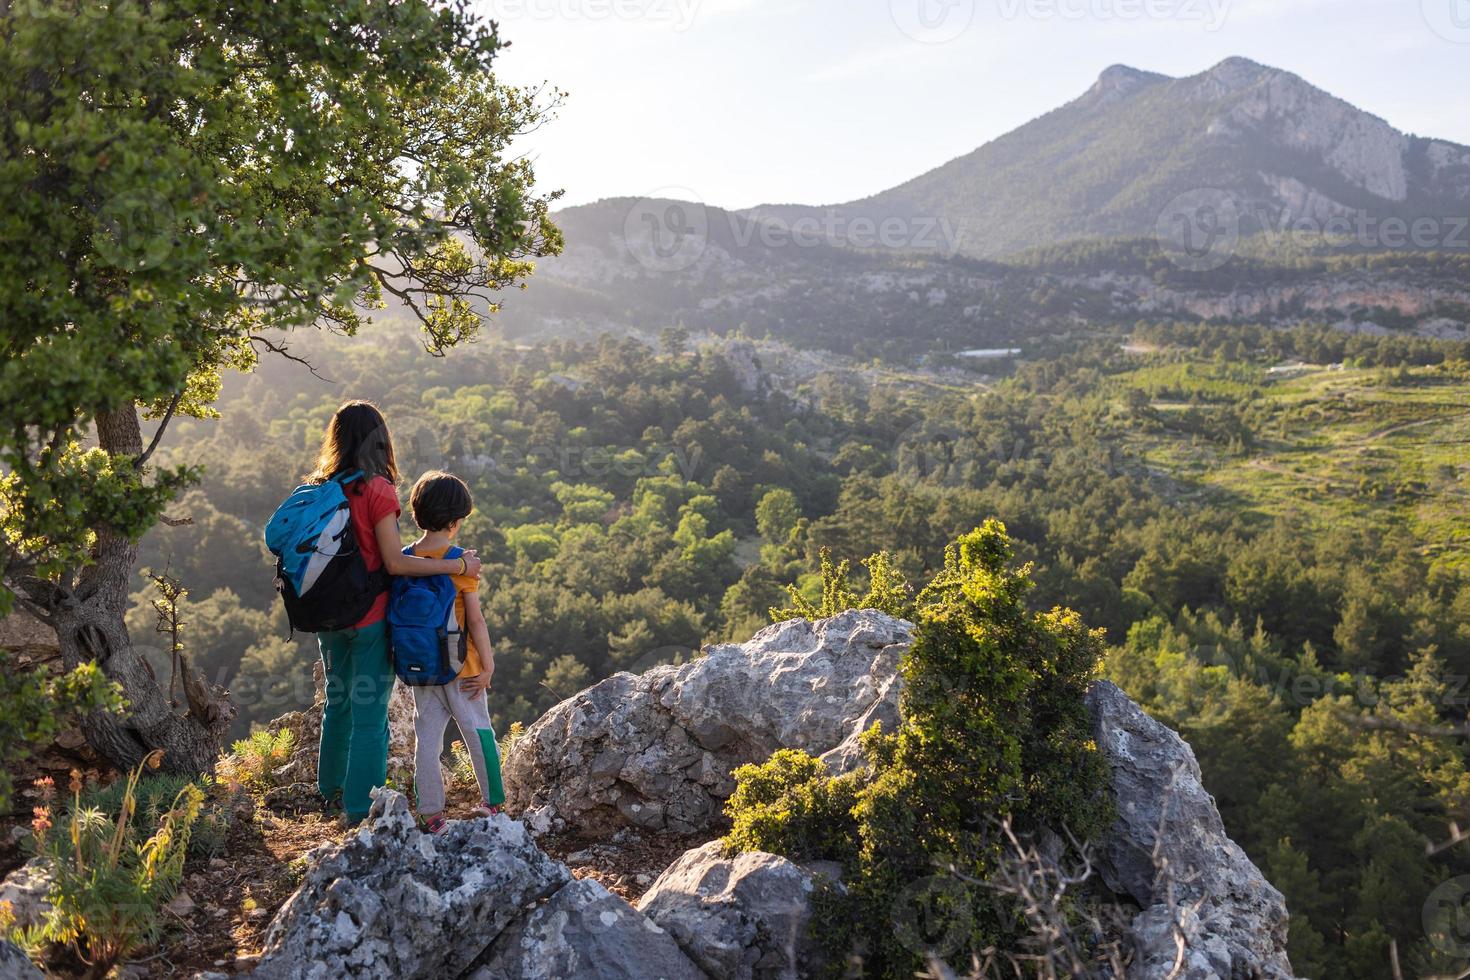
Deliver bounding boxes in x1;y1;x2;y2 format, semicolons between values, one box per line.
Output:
307;401;482;824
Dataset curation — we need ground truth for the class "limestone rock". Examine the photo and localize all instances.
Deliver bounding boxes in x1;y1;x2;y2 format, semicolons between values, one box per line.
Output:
637;841;835;980
252;788;569;979
0;940;43;980
504;610;911;835
0;858;53;932
1086;680;1296;980
470;878;708;980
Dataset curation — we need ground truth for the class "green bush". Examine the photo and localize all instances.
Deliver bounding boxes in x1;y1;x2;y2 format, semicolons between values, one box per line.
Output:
0;651;121;812
724;750;861;862
727;521;1114;977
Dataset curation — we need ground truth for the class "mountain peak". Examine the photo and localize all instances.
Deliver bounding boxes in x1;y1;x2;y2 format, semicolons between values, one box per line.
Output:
1196;56;1287;94
1088;64;1169;105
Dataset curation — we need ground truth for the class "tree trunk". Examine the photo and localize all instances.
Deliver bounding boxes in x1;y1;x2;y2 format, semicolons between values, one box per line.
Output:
36;405;234;776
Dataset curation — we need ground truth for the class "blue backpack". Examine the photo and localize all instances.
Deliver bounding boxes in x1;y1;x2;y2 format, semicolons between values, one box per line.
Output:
387;544;468;686
264;471;388;633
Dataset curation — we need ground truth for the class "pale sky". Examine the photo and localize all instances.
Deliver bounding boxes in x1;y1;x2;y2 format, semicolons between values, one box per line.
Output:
484;0;1470;212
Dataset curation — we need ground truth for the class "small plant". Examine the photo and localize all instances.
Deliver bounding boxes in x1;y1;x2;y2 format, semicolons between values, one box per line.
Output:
769;548;914;622
13;754;203;975
79;772;227;861
224;728;295;794
501;721;526;757
448;740;478;791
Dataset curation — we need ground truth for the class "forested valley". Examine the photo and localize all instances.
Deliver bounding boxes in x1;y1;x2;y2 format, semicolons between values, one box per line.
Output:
129;317;1470;979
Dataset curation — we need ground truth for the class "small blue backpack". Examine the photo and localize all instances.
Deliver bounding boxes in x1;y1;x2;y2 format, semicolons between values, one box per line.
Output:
264;470;388;633
387;544;468;686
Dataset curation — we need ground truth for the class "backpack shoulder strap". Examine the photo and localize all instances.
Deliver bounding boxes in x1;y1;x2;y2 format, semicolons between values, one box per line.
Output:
445;545;464;562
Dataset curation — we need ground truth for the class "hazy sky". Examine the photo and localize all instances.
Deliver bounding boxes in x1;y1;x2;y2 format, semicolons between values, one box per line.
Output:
483;0;1470;211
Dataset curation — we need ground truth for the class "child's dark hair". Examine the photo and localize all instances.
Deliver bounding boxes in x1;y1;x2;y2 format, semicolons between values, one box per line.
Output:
410;471;473;532
309;400;399;492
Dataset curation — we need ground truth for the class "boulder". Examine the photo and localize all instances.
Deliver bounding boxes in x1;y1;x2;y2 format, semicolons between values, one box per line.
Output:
252;788;569;979
504;611;911;835
469;878;708;980
1086;680;1297;980
0;940;43;980
0;858;52;932
636;841;835;980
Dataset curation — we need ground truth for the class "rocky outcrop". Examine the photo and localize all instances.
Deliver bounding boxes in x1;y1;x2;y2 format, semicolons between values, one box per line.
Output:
247;787;713;980
253;790;570;979
469;878;707;980
503;611;910;836
636;841;836;980
508;610;1299;979
1087;681;1296;980
248;611;1296;979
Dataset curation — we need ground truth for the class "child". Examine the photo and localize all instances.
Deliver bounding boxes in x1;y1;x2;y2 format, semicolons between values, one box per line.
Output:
405;470;504;833
306;402;481;825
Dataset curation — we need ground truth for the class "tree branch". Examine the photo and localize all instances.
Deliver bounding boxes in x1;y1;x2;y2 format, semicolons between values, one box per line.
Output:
135;389;184;469
249;334;334;383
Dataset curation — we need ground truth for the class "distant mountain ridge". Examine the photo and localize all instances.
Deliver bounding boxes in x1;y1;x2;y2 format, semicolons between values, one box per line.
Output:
743;57;1470;259
489;58;1470;354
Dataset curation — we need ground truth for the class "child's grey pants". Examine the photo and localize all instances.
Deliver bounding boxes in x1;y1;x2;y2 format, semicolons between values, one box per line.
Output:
411;681;498;815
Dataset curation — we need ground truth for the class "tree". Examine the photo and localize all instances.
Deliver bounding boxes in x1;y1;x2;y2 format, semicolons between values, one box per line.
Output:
0;0;562;775
754;487;800;545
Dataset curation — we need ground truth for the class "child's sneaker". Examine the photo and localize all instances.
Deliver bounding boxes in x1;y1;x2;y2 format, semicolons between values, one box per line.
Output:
472;800;503;818
421;813;449;835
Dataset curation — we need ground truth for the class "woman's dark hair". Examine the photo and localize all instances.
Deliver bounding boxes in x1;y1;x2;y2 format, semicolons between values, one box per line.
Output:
309;401;399;491
410;471;473;532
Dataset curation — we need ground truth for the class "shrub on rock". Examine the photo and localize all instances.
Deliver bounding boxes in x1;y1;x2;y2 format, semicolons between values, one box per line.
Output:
723;520;1114;977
